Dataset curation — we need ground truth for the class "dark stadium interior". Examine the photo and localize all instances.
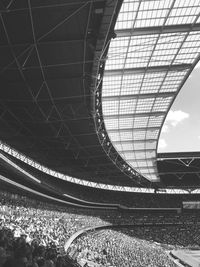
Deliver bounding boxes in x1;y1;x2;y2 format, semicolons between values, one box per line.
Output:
0;0;140;187
0;0;200;190
158;152;200;187
1;1;200;267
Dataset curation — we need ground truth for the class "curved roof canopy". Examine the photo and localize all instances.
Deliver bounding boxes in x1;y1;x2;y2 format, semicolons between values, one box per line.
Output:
102;0;200;182
0;0;137;187
1;0;200;192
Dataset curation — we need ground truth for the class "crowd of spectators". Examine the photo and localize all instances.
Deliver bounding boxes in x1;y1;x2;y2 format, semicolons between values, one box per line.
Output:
70;224;200;267
70;229;177;267
126;225;200;248
0;190;113;267
1;189;200;267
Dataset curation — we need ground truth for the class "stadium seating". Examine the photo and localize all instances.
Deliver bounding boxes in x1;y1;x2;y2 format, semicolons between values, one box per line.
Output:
1;189;200;267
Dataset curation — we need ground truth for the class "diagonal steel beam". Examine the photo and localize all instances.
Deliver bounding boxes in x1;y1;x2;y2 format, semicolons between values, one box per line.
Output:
38;2;89;41
6;0;15;9
27;1;98;164
0;0;105;13
0;45;34;74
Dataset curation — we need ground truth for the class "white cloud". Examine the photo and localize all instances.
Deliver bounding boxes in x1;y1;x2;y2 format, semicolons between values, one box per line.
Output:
165;110;189;127
161;110;189;135
162;125;169;133
158;139;167;150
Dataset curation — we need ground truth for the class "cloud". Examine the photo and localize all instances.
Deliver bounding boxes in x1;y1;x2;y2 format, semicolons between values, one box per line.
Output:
162;125;169;133
165;110;189;127
161;110;189;135
158;139;167;150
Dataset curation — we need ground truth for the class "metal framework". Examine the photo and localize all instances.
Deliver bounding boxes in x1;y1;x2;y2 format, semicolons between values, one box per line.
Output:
1;0;200;193
2;139;200;194
100;0;200;182
0;0;135;188
0;0;95;163
157;152;200;187
0;141;154;192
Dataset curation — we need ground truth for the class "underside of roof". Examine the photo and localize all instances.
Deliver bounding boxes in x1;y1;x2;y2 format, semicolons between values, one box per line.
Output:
0;0;200;191
0;0;140;187
100;0;200;182
1;149;200;195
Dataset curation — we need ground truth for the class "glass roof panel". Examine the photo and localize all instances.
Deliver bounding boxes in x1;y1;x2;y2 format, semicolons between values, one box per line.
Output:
120;143;134;151
128;160;155;168
101;0;200;182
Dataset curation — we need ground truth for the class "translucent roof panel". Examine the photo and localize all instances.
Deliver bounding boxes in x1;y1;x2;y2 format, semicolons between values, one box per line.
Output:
101;0;200;182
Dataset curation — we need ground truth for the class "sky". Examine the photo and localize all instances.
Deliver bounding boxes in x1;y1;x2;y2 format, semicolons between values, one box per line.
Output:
158;61;200;153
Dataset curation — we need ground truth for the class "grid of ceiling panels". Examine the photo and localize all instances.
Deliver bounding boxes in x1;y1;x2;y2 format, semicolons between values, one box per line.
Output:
102;0;200;182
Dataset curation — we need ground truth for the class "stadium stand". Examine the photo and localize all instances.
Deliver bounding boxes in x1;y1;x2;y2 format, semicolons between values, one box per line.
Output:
1;190;200;266
68;223;200;266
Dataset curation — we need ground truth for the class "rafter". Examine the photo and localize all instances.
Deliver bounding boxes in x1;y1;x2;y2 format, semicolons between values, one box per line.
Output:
0;0;105;13
0;38;87;49
27;0;100;166
118;148;155;153
103;111;165;120
102;92;175;101
115;23;200;37
107;126;160;133
104;64;191;76
113;139;157;145
6;60;95;71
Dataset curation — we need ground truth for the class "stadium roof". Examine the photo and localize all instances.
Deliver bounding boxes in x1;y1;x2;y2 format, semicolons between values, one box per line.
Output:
101;0;200;182
0;0;200;191
0;0;137;187
1;149;200;194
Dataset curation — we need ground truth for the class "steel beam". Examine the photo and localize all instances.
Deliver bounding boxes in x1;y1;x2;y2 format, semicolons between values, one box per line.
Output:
159;171;200;175
104;64;191;76
0;0;105;13
107;126;160;133
102;91;175;101
3;95;90;104
118;148;155;153
128;157;157;162
0;38;86;49
103;111;165;119
115;23;200;37
7;60;94;71
113;139;157;144
158;151;200;159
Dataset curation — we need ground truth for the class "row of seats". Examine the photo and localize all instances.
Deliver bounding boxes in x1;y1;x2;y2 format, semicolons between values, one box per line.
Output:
70;224;200;267
1;189;200;267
